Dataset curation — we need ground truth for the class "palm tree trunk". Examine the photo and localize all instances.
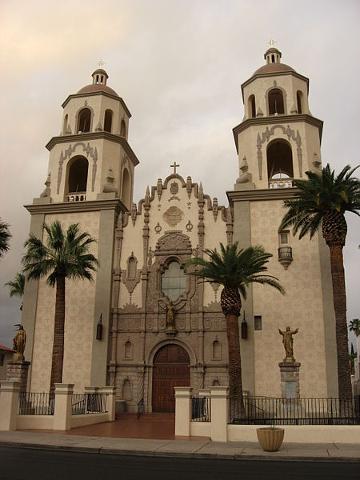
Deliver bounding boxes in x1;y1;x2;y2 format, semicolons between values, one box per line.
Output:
226;313;245;417
50;276;66;392
328;244;352;399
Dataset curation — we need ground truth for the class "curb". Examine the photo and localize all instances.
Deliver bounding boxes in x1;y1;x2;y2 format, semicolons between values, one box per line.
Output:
1;440;360;463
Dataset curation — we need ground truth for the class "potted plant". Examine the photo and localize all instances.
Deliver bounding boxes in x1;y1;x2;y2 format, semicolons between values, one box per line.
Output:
256;420;285;452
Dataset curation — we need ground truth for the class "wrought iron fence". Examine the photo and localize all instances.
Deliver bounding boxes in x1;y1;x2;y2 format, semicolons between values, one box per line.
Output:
18;392;54;415
191;396;211;422
229;396;360;425
71;393;107;415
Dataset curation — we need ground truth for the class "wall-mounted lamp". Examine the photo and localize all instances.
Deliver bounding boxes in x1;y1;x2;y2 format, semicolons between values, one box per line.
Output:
96;314;103;340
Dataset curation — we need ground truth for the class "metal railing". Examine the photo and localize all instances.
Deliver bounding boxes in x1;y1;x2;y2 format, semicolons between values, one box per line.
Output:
18;392;54;415
191;396;211;422
71;393;107;415
229;396;360;425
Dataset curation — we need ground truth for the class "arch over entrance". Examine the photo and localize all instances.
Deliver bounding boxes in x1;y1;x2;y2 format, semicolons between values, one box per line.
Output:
152;344;190;413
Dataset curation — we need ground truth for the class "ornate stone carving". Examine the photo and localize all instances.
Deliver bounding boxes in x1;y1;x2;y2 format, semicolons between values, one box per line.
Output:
256;125;303;180
163;206;184;227
170;182;179;195
279;326;299;362
155;232;192;255
57;142;98;194
103;168;117;193
186;220;193;232
236;156;252;184
154;222;162;234
203;302;222;313
212;198;218;221
122;254;141;295
156;178;163;199
186;176;192;198
40;173;51;198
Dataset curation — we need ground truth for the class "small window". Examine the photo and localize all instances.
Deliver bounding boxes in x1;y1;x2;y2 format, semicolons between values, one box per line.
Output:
125;341;133;360
212;340;221;361
127;256;137;280
0;353;4;366
254;315;262;331
161;261;186;301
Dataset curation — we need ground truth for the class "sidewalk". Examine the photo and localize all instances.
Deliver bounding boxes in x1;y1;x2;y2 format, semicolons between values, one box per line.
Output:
0;430;359;462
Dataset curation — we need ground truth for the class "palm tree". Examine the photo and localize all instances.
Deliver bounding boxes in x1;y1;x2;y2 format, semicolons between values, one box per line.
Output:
22;221;98;390
349;318;360;338
279;164;360;400
5;272;25;310
188;243;284;409
0;219;11;258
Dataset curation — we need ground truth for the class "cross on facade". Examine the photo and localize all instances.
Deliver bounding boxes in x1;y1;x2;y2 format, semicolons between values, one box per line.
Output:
170;162;180;174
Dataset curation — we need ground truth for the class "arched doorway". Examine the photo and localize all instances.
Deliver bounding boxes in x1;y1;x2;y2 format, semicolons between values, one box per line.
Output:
152;344;190;412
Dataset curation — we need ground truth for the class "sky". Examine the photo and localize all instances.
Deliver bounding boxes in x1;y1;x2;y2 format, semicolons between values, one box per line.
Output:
0;0;359;348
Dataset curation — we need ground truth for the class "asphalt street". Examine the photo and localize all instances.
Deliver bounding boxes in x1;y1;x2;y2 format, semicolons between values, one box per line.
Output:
0;446;358;480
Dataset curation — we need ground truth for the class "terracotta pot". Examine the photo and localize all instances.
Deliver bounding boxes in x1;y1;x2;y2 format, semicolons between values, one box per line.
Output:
256;427;284;452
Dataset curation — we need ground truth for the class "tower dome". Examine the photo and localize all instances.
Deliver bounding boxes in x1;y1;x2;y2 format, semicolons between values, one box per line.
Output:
253;47;296;76
77;68;119;97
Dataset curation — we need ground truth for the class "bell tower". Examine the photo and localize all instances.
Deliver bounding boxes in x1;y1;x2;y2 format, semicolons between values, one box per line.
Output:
228;47;338;398
22;69;140;392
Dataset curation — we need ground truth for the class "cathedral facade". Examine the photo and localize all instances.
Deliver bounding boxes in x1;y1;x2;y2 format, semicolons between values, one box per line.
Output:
22;48;338;412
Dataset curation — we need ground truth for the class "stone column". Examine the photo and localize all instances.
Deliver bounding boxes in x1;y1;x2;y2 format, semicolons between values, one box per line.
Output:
0;381;20;431
174;387;192;437
210;386;229;442
53;383;74;431
98;386;116;421
279;361;301;399
6;361;30;392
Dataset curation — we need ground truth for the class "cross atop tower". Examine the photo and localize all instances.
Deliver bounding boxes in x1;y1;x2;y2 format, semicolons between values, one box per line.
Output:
170;162;180;174
98;59;106;68
268;39;277;48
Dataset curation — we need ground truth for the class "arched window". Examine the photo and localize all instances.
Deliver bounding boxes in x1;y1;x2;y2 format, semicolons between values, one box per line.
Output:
212;340;221;361
120;119;127;137
121;168;131;208
104;109;113;132
127;255;137;280
161;261;186;301
77;108;92;133
125;341;133;360
67;156;89;193
268;88;285;115
296;91;303;114
248;95;256;118
63;114;68;134
267;140;293;184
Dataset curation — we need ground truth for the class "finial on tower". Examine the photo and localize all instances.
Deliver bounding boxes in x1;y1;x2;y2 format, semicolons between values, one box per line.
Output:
91;62;109;86
264;40;282;65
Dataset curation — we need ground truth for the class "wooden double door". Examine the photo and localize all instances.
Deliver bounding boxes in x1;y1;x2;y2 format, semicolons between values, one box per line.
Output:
152;344;190;412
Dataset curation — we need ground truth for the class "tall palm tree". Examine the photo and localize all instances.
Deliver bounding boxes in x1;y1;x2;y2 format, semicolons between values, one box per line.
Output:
188;243;284;407
349;318;360;338
22;221;98;390
0;219;11;258
279;164;360;399
5;272;25;310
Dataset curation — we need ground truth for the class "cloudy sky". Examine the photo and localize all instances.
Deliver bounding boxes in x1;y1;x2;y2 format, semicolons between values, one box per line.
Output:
0;0;359;347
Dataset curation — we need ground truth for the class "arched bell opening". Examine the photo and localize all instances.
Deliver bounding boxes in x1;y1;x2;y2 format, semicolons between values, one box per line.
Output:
296;91;303;114
77;108;92;133
267;140;293;189
248;94;256;118
120;119;127;137
65;155;89;201
268;88;285;115
104;109;113;133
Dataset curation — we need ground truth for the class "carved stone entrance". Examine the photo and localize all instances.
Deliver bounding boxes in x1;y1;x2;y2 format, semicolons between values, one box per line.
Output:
152;344;190;413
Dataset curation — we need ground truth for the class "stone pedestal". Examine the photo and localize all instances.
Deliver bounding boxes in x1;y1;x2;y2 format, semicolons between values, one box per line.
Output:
6;361;30;392
279;361;301;399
